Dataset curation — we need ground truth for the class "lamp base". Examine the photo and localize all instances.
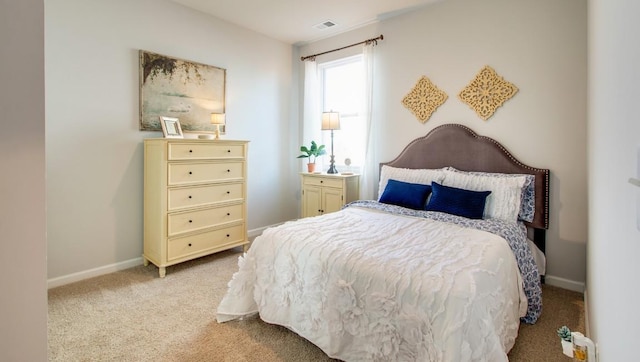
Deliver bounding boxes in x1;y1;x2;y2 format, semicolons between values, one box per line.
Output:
198;134;214;139
327;155;338;174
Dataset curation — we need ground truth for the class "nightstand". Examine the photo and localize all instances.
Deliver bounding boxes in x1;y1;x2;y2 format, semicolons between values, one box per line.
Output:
300;173;360;218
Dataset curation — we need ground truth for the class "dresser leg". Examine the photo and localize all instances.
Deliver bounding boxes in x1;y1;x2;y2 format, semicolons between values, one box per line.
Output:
159;267;166;278
143;257;149;267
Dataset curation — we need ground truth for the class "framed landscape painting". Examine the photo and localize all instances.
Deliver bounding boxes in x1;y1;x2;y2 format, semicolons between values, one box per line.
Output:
139;50;226;134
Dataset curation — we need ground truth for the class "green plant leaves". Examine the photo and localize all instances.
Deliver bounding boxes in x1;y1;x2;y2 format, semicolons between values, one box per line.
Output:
297;140;326;162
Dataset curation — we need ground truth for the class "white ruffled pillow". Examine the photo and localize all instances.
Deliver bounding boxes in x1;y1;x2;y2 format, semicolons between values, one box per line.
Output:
378;166;446;201
441;168;527;222
444;167;535;222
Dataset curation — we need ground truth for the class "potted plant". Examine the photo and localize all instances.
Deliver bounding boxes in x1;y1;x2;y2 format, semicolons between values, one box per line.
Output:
557;325;573;357
297;140;326;173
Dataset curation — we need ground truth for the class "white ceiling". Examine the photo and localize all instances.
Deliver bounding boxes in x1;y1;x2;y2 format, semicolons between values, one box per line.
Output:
170;0;440;45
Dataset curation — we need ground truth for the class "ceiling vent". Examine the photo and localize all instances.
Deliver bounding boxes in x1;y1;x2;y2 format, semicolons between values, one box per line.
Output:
313;20;337;30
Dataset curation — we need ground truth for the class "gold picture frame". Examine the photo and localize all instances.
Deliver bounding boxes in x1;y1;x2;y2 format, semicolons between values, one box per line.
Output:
139;50;226;134
159;116;183;138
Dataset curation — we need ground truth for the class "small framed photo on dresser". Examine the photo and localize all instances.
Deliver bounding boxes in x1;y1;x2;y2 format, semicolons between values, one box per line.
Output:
159;116;183;138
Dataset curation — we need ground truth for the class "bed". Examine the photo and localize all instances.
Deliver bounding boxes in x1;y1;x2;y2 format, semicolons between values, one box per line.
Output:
217;124;550;361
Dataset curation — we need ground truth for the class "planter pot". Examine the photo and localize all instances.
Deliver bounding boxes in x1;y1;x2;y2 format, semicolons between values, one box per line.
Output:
561;339;573;357
307;163;316;173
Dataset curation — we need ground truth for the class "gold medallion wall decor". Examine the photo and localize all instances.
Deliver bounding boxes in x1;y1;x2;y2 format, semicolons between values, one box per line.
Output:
402;76;448;123
458;65;518;121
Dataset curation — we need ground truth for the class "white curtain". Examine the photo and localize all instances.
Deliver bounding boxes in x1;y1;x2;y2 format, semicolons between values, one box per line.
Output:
359;42;377;200
302;60;322;170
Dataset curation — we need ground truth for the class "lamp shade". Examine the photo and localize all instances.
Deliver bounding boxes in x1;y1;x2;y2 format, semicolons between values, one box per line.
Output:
321;111;340;130
210;113;226;125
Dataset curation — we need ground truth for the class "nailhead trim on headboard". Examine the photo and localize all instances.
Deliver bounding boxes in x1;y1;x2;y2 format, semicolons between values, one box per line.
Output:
381;123;550;230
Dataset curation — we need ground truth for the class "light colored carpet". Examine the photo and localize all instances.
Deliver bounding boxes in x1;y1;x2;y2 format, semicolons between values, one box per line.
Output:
48;249;584;361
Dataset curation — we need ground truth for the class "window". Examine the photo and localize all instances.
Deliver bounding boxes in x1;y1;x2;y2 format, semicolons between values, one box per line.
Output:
319;55;365;172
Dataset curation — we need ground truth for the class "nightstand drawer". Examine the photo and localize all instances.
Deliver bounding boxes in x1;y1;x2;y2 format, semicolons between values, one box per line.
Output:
303;176;343;188
168;183;243;211
168;143;246;160
168;204;244;236
167;224;245;261
168;162;244;185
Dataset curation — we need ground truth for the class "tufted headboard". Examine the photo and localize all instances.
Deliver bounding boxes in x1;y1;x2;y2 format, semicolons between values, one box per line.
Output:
380;124;550;250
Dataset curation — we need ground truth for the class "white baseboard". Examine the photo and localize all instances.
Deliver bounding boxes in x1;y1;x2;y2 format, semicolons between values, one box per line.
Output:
47;224;284;289
248;226;266;240
248;223;282;240
47;257;143;289
545;274;585;293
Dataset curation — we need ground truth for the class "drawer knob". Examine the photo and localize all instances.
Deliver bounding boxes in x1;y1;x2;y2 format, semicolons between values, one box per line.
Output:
227;149;231;153
227;213;230;216
189;171;193;175
189;150;193;153
188;220;193;223
188;243;192;247
226;191;230;194
320;180;323;183
226;234;230;237
188;195;192;199
227;169;231;172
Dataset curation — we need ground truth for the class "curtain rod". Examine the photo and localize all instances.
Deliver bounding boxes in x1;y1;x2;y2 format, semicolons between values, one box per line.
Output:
300;34;384;61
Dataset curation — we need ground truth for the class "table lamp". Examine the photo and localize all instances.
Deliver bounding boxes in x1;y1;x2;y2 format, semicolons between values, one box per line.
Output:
210;113;226;140
321;111;340;174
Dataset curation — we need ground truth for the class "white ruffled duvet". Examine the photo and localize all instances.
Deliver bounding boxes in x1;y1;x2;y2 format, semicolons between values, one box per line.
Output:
217;206;527;361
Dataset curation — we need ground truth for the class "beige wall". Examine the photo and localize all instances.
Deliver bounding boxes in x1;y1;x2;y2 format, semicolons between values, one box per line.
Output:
0;0;48;360
297;0;588;288
45;0;296;282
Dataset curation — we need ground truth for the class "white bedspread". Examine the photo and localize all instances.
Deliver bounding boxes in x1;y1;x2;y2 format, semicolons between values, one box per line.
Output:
217;206;527;361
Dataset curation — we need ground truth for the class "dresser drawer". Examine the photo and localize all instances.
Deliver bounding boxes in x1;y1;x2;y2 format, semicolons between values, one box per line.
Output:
168;224;245;261
168;143;245;160
168;183;243;211
168;162;244;185
303;176;343;188
168;204;244;236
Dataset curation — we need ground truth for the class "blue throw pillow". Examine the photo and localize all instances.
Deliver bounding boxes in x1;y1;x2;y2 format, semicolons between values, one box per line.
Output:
425;182;491;219
379;179;432;210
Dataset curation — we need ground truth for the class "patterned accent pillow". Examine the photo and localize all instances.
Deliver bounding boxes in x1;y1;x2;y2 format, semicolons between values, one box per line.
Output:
518;176;535;222
378;165;446;200
442;168;527;222
445;167;535;222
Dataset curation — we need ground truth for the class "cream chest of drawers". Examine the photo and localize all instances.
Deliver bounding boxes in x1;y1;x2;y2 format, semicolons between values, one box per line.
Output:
301;173;360;218
143;139;249;277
